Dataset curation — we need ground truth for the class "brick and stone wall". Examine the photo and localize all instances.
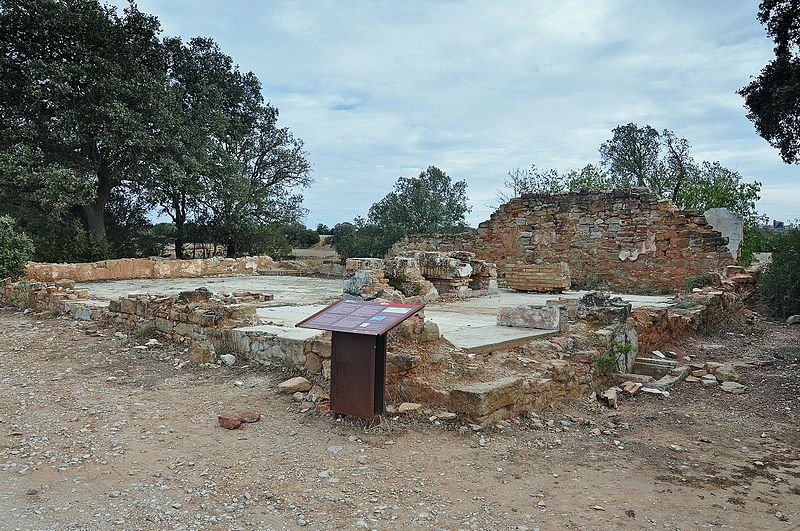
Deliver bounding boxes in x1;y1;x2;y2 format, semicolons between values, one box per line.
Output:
391;189;734;293
25;255;289;283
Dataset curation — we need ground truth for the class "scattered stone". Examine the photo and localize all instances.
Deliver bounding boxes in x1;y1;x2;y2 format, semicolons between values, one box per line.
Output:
188;340;215;364
701;374;718;387
601;387;619;409
421;321;440;342
685;375;700;383
238;411;261;423
714;364;740;383
699;436;712;443
109;491;121;498
720;381;747;394
436;411;457;420
786;315;800;325
219;353;236;366
652;350;666;359
218;414;243;430
26;488;38;496
307;384;330;402
397;402;422;414
622;382;642;395
670;444;683;452
293;391;306;401
357;454;368;465
691;369;707;377
278;376;311;394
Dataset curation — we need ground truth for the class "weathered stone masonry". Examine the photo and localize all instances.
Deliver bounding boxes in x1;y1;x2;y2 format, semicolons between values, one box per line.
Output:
392;189;734;292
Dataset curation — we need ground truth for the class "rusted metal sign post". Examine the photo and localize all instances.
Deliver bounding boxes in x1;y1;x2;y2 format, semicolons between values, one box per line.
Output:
297;299;423;421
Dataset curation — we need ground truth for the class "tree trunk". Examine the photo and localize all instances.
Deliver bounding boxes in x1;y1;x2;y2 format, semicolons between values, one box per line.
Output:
81;170;113;245
82;202;107;242
172;196;187;260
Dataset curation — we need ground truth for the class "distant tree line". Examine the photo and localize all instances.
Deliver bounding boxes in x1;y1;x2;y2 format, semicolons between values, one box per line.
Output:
0;0;311;262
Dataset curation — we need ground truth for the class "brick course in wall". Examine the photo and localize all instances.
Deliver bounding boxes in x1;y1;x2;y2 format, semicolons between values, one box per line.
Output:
391;189;734;293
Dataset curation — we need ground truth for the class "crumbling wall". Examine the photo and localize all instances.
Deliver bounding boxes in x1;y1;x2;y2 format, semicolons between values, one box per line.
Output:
392;188;734;293
344;252;497;302
25;255;288;282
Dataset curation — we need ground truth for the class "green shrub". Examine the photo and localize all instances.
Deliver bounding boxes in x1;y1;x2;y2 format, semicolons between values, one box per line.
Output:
595;340;634;375
282;222;320;248
0;215;35;279
332;222;405;261
758;227;800;318
389;272;422;296
685;272;720;291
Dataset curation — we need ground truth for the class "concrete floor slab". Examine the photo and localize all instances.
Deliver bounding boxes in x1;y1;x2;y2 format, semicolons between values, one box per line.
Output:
76;276;343;306
75;275;673;354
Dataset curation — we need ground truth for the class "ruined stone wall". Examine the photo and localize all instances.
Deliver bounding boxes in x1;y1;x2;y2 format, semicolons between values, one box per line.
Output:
25;255;288;282
392;189;734;292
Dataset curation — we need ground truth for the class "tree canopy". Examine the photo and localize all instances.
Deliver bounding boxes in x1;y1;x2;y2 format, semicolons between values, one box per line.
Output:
0;0;311;261
739;0;800;165
368;166;471;234
500;124;763;227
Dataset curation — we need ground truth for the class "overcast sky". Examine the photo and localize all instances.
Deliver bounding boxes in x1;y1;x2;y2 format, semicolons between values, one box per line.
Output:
112;0;799;227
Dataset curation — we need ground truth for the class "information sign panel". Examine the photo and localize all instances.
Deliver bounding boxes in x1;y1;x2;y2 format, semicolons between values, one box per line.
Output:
296;299;423;336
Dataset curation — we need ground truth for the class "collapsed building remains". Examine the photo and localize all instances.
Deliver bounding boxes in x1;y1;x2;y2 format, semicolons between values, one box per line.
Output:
392;189;735;293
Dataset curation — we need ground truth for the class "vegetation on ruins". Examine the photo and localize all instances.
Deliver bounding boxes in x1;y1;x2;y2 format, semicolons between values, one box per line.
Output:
758;227;800;318
740;0;800;165
0;0;311;262
501;124;764;235
0;215;34;280
332;166;471;260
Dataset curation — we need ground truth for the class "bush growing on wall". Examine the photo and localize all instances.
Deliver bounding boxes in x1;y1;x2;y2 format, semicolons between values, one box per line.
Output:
0;215;35;280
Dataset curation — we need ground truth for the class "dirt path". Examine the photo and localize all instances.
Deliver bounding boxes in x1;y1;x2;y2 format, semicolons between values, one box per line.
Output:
0;310;798;530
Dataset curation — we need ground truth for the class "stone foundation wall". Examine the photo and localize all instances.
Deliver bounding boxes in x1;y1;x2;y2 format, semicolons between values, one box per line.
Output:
25;255;288;282
392;189;734;293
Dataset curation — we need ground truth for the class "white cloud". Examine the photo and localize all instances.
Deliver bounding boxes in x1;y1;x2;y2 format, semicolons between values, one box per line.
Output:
111;0;799;226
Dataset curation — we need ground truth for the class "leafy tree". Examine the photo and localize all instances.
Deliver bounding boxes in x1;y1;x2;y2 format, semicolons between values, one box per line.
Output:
0;0;166;250
564;164;612;192
0;215;34;279
739;0;800;164
368;166;471;234
674;162;764;225
196;73;311;257
758;227;800;317
498;166;566;203
599;123;663;189
316;223;331;235
331;219;405;260
282;222;320;248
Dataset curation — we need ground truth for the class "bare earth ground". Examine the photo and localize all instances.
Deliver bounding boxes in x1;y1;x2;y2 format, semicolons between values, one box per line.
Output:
0;310;798;530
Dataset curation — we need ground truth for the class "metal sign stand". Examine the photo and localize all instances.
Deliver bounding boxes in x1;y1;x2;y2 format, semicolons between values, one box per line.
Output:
297;300;423;421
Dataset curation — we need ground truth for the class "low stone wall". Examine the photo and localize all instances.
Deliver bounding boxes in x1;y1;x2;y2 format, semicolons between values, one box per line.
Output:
25;255;288;282
392;189;734;293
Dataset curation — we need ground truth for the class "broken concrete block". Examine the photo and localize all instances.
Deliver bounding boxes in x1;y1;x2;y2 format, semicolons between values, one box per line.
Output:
278;376;311;394
787;314;800;325
496;304;560;330
449;376;522;418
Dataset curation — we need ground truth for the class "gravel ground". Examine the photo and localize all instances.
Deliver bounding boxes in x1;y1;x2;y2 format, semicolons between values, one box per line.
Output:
0;309;798;530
